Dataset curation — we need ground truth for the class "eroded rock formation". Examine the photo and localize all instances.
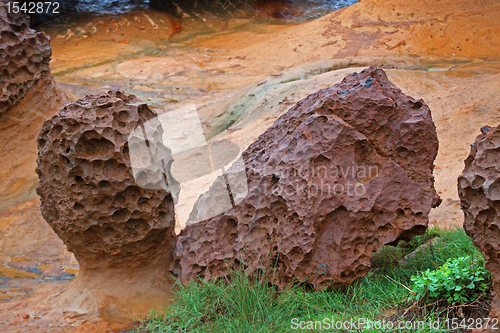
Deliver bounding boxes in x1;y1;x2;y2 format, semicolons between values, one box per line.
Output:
458;125;500;330
172;67;441;290
36;90;176;270
36;91;177;319
0;3;51;113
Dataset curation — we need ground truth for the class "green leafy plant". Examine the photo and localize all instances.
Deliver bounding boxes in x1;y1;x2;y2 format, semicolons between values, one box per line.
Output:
410;255;490;304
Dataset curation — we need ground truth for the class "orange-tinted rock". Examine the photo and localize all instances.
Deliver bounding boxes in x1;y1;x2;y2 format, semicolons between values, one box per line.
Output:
172;67;441;290
0;4;51;113
36;91;176;270
458;125;500;331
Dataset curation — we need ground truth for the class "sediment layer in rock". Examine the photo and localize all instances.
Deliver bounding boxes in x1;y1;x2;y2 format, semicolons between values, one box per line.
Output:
172;67;441;290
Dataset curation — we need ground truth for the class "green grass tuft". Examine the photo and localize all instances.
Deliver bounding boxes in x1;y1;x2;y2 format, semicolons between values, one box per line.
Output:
135;227;491;333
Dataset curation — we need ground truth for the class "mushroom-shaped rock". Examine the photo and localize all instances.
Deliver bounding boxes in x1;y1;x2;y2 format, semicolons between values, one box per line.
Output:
458;125;500;331
0;3;51;112
36;91;176;320
172;67;441;290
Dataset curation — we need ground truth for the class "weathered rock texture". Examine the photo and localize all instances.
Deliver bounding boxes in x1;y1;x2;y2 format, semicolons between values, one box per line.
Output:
0;4;51;113
172;67;441;290
458;125;500;331
36;91;176;270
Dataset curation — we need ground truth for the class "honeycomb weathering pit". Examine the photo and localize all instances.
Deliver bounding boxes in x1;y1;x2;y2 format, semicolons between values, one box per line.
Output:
36;91;177;270
0;4;51;113
458;125;500;330
172;67;441;290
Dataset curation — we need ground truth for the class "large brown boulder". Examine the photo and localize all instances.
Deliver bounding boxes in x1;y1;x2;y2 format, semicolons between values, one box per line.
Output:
172;67;441;290
36;91;177;319
458;125;500;331
0;4;51;113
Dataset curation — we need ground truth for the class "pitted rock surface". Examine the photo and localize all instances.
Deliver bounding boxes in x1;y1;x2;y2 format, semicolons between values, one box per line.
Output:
458;125;500;329
172;67;441;290
0;5;51;112
36;91;176;270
